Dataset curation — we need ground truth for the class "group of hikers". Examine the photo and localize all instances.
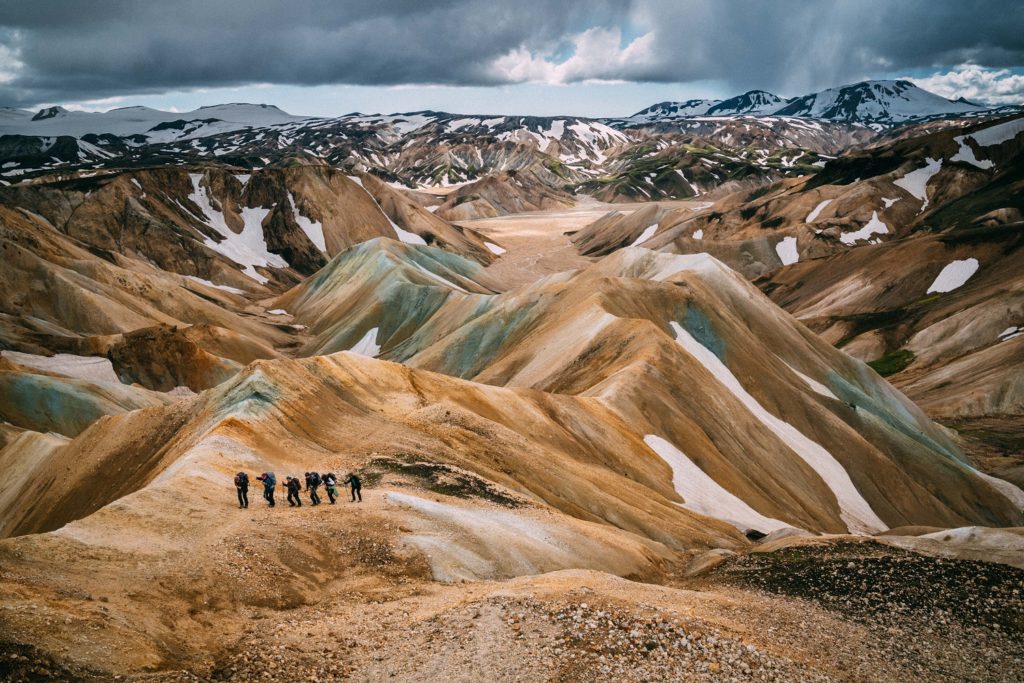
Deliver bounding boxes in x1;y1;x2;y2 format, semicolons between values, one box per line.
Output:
232;471;362;508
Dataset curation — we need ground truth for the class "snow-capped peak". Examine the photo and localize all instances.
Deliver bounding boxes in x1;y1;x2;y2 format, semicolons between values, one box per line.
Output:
775;80;985;123
626;99;722;122
707;90;791;116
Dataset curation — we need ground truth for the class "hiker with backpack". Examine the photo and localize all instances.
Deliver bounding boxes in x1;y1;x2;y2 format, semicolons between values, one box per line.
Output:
305;471;322;506
256;472;276;507
234;472;249;508
323;472;338;504
343;473;362;502
286;476;303;507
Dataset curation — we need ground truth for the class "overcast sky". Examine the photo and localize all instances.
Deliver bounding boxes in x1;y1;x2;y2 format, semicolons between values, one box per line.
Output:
1;0;1022;116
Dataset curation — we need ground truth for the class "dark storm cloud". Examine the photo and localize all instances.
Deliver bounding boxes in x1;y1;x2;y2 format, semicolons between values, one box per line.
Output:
630;0;1024;94
0;0;1022;106
0;0;628;105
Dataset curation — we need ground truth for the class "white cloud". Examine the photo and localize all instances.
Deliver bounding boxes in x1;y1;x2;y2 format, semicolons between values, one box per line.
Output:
908;64;1024;106
62;95;128;112
488;27;657;85
0;33;24;86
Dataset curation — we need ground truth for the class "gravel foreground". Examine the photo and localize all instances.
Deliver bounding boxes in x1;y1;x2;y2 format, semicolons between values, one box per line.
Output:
1;541;1022;682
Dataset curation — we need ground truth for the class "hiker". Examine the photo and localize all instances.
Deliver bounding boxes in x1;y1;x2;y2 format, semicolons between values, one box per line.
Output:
286;476;303;507
234;471;249;508
323;472;339;505
305;471;322;505
343;473;362;502
256;472;276;507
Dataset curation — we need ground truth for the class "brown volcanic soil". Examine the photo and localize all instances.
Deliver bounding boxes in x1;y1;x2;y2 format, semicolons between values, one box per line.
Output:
944;415;1024;489
2;160;1024;683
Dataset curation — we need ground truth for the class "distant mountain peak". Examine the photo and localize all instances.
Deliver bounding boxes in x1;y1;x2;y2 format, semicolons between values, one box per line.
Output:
706;90;790;116
31;106;69;121
196;102;290;114
622;79;995;126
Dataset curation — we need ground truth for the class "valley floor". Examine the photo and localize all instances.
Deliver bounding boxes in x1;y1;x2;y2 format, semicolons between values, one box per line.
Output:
458;197;706;288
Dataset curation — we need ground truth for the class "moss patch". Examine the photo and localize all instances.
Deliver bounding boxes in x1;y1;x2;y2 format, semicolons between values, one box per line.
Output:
867;349;915;376
362;454;524;507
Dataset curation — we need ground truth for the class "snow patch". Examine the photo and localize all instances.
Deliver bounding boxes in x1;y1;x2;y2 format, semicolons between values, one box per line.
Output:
775;236;799;265
671;322;886;533
881;197;899;208
784;363;839;401
840;211;889;245
349;175;427;245
445;117;480;133
643;435;789;533
188;173;287;283
288;192;326;253
692;229;704;240
998;326;1021;342
894;157;942;211
926;258;979;294
967;117;1024;147
629;224;659;247
675;169;700;196
805;199;832;223
185;276;247;295
484;241;506;255
349;327;381;357
950;136;994;169
267;309;288;316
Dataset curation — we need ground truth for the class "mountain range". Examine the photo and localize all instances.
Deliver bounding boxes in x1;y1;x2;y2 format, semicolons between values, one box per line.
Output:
1;76;1023;681
623;80;995;125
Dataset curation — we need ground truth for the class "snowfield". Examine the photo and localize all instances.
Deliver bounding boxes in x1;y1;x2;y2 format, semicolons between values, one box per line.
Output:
926;258;979;294
968;116;1024;147
188;174;287;284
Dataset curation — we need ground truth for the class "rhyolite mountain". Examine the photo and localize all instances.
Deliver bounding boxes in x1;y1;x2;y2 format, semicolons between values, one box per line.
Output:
1;76;1024;682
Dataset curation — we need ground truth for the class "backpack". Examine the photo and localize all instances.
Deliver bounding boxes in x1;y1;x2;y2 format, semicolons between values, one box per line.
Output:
310;472;321;486
264;472;276;486
234;472;248;487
